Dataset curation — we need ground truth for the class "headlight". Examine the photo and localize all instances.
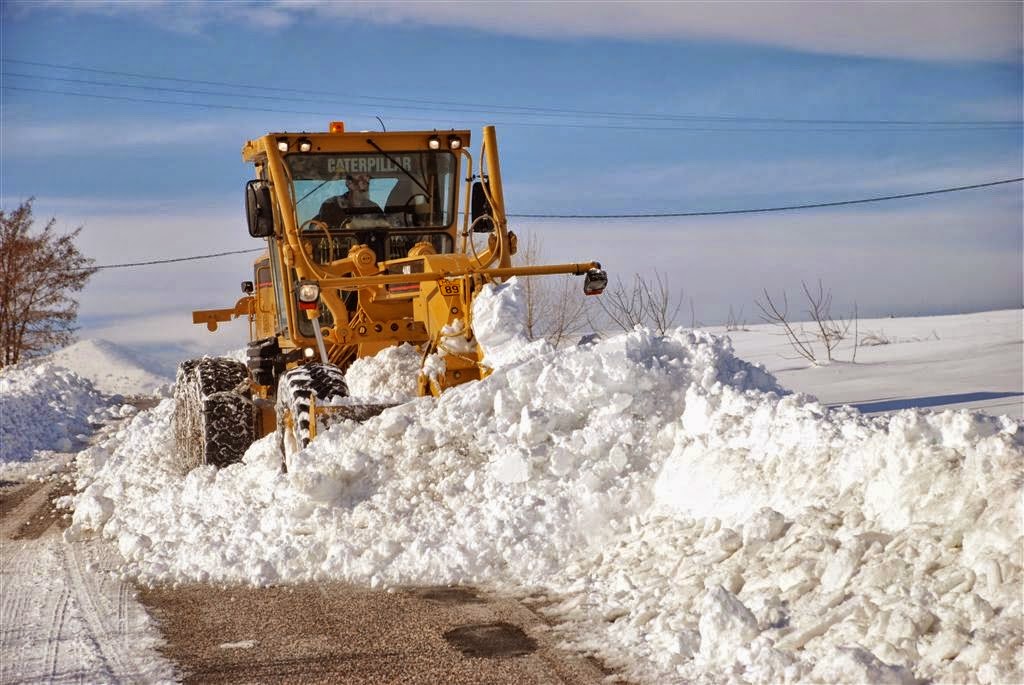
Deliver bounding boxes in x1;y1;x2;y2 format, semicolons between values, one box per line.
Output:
296;282;320;303
428;135;440;150
583;268;608;296
448;135;462;150
298;138;312;152
276;137;289;152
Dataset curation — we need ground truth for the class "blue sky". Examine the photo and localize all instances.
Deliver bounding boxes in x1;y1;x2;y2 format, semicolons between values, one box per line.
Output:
1;1;1021;359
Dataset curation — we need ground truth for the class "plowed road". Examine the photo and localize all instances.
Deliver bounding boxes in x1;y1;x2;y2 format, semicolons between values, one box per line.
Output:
0;477;613;684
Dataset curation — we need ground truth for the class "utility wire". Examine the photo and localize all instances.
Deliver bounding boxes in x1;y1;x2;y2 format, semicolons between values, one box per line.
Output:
79;177;1022;270
509;178;1024;218
86;248;265;271
4;57;1020;127
4;85;1019;134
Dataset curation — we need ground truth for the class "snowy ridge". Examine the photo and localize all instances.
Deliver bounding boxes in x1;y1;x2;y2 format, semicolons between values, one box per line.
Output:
45;339;171;396
66;316;1022;683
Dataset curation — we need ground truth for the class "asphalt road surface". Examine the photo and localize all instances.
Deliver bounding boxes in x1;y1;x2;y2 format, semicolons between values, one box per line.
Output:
1;476;616;684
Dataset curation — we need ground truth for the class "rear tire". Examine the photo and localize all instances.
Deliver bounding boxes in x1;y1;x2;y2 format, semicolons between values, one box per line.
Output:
173;357;255;472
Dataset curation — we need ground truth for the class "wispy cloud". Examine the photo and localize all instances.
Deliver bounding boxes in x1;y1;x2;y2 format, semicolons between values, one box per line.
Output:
522;192;1022;317
507;155;1024;214
15;0;1022;62
77;310;250;355
0;119;245;156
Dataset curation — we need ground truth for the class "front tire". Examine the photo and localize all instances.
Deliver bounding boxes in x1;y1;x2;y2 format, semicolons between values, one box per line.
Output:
276;363;349;470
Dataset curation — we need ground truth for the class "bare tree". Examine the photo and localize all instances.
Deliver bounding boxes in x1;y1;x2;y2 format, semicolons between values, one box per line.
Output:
593;271;684;335
517;233;590;347
0;199;98;367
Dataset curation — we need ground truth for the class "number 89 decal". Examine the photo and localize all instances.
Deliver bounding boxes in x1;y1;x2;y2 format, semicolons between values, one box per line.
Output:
438;279;462;296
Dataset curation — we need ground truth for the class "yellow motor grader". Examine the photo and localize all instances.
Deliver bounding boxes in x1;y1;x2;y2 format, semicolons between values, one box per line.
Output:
173;123;606;469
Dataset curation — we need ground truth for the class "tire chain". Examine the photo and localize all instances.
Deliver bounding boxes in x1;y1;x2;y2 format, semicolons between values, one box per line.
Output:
276;363;349;456
172;357;255;471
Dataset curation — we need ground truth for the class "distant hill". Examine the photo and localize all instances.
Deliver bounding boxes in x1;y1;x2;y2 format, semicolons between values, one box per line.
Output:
46;339;172;396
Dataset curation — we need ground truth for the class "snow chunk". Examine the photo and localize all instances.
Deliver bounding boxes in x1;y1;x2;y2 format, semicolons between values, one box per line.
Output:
699;586;760;663
811;647;917;685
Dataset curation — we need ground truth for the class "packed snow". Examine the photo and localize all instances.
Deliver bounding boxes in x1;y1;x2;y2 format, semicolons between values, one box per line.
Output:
1;531;178;684
53;284;1022;684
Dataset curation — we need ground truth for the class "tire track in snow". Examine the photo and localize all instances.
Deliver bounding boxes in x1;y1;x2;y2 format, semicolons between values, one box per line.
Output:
1;477;176;684
0;540;42;680
62;538;138;679
44;567;72;683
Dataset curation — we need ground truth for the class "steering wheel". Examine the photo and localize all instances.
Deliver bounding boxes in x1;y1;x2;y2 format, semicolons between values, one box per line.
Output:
403;194;431;227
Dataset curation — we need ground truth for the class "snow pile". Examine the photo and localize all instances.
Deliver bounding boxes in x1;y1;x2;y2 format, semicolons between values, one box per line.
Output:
0;362;112;462
472;277;539;368
66;287;1022;683
344;343;420;402
45;339;171;396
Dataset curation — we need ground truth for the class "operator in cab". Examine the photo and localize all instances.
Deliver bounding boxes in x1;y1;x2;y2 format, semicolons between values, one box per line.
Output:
314;173;385;229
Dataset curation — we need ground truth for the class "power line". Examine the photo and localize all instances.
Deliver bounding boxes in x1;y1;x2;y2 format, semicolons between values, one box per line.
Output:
4;84;1019;135
86;248;265;271
79;177;1022;270
509;177;1024;218
4;57;1020;128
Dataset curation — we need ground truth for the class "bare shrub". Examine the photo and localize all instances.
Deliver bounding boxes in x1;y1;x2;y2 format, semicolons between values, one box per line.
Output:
725;305;749;332
755;279;858;364
860;330;893;346
593;271;684;335
801;279;852;361
859;328;940;347
517;233;591;347
755;289;819;363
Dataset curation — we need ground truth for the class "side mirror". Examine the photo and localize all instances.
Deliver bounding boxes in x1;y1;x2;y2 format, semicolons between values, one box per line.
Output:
470;181;494;233
245;180;275;238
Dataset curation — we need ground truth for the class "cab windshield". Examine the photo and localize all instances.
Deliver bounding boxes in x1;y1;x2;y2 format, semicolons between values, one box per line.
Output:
286;151;457;231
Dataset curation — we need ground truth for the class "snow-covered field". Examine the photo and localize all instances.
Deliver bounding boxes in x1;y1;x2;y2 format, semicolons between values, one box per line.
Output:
722;309;1022;421
1;300;1021;683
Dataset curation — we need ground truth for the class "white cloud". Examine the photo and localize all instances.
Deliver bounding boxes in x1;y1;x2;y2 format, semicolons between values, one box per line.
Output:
308;1;1024;62
522;195;1022;321
506;155;1024;214
22;0;1021;62
0;119;244;156
78;311;250;358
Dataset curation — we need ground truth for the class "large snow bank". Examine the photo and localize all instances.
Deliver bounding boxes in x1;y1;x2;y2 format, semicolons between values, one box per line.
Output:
45;339;171;396
67;286;1022;683
1;362;112;462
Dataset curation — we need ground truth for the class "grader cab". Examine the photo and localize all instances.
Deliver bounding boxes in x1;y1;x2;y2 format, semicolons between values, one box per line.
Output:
175;123;607;470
